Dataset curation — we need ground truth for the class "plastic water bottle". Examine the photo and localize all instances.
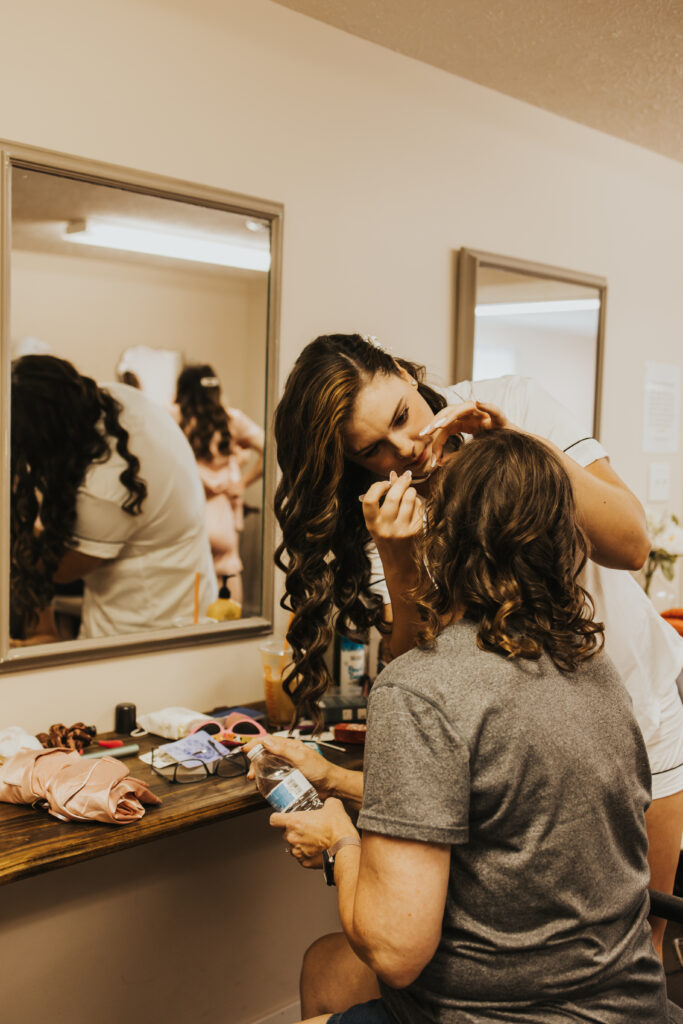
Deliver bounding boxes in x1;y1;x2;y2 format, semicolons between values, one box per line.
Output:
247;743;323;812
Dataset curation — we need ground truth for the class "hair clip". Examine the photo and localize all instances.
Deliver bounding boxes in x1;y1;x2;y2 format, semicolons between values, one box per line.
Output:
199;376;220;388
364;335;384;351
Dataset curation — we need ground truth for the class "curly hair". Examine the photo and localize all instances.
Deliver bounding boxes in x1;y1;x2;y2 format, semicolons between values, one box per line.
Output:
10;355;147;638
274;333;450;722
175;363;231;461
414;429;604;672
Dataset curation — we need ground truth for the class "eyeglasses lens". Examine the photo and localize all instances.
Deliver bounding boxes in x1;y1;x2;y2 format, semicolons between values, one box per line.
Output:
174;758;209;783
216;752;249;778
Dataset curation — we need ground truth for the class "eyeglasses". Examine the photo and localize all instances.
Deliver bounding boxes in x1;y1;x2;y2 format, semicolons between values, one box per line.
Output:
150;740;249;785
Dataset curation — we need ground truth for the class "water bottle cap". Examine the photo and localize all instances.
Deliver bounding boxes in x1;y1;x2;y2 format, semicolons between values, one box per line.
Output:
246;743;264;760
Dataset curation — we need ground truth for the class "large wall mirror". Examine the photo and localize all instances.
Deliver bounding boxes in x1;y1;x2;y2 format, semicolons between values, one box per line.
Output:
455;249;606;437
0;141;282;670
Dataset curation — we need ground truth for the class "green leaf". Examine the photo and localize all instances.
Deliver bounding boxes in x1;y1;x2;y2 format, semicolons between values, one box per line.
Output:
660;559;676;581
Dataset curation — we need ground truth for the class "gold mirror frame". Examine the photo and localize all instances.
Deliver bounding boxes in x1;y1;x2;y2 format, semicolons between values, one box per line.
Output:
455;248;606;439
0;140;283;671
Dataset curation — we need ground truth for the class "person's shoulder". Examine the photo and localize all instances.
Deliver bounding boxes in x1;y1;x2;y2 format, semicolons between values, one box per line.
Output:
440;374;534;407
227;406;264;442
102;381;163;424
102;380;145;403
372;621;485;700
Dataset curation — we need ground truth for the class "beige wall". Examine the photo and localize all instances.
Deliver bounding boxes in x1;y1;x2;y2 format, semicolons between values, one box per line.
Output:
11;249;268;425
1;0;682;1020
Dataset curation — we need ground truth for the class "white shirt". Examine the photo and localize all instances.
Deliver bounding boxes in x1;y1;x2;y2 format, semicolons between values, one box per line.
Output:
370;375;683;749
72;383;217;637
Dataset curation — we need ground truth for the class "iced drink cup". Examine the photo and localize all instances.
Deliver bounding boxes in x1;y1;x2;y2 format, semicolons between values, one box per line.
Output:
259;639;296;727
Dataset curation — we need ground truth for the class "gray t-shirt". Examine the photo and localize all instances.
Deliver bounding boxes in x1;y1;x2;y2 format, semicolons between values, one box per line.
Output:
357;620;667;1023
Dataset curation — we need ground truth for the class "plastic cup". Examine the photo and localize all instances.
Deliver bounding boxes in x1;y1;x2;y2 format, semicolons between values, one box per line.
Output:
259;639;296;727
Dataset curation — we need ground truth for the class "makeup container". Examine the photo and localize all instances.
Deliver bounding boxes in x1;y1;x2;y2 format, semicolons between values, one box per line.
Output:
115;702;137;734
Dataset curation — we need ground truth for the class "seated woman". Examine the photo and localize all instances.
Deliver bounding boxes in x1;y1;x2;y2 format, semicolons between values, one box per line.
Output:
265;429;668;1023
172;363;264;605
11;354;216;640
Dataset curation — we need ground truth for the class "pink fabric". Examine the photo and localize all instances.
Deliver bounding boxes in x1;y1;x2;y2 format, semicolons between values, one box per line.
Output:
45;756;161;824
0;747;161;824
169;402;263;576
0;747;80;804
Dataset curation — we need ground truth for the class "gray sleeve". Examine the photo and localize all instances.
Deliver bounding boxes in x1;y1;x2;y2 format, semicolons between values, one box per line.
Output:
358;682;471;845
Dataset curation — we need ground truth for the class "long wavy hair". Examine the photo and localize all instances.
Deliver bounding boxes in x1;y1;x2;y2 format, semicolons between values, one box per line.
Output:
414;429;604;671
175;363;231;461
11;355;147;638
274;333;449;720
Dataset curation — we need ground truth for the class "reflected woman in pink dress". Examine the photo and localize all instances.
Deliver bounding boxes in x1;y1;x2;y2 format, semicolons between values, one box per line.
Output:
172;364;264;605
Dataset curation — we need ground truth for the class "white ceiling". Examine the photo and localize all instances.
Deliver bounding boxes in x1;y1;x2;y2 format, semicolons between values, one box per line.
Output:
271;0;683;164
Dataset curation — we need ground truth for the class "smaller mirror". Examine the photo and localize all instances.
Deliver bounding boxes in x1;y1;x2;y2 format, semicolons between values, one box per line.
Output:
455;249;606;437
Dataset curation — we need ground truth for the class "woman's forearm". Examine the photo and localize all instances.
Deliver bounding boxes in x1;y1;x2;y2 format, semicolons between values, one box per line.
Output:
335;843;364;952
378;545;422;658
552;451;649;570
242;453;264;489
327;764;364;810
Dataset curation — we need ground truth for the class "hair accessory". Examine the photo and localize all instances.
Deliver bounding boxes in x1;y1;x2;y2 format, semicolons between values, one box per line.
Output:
363;335;382;349
36;722;96;753
199;375;220;388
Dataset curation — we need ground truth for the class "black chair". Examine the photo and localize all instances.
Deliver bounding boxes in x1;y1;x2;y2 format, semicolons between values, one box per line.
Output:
650;888;683;1022
651;889;683;926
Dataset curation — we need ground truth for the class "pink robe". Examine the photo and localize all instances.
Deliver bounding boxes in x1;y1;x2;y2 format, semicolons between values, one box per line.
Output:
171;405;264;577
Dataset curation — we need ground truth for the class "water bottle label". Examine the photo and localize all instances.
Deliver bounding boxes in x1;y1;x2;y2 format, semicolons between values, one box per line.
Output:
267;770;314;812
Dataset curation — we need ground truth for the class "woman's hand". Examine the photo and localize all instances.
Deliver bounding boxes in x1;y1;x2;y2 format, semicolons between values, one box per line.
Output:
242;734;337;799
419;400;507;467
270;797;358;869
361;470;424;549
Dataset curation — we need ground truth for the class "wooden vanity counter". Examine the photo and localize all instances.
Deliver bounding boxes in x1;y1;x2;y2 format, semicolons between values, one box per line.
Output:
0;732;363;886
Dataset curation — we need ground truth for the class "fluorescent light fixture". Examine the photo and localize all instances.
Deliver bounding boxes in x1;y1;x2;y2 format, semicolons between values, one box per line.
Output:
475;298;600;318
63;218;271;272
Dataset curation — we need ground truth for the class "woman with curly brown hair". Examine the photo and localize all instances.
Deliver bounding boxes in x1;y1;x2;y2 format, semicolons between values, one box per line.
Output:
173;363;264;603
11;354;216;640
274;334;651;713
273;333;682;961
265;430;669;1023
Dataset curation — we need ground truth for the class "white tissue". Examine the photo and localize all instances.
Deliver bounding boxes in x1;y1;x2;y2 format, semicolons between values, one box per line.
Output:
0;726;42;761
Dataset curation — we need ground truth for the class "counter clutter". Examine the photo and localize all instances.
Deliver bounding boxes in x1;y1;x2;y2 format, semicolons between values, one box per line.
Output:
0;703;365;886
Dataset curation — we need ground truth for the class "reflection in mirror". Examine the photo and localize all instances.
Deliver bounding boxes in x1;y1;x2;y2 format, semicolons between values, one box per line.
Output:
455;250;606;437
3;150;281;665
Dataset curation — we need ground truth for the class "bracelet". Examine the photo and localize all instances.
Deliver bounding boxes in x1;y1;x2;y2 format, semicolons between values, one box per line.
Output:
328;835;361;857
322;835;361;887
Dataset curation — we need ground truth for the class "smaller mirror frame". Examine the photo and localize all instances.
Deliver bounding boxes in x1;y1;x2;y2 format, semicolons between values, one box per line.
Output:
0;140;283;671
454;248;606;439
